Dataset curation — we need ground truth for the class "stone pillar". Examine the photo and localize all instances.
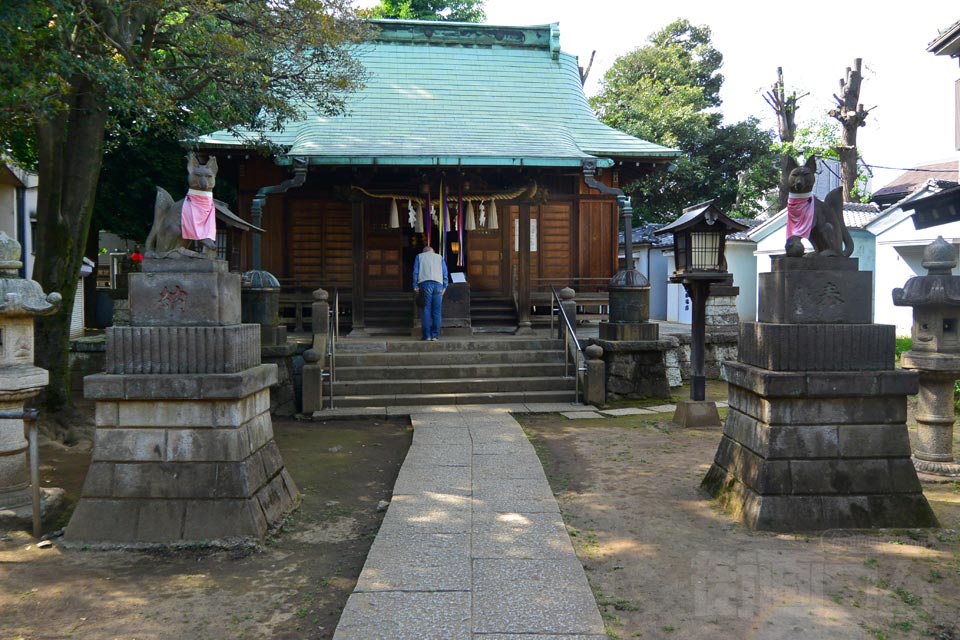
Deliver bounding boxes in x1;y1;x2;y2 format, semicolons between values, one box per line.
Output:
301;288;330;414
593;269;670;401
67;257;299;545
242;269;297;415
893;237;960;479
556;287;576;340
911;371;960;476
702;255;937;530
0;232;63;530
583;344;606;407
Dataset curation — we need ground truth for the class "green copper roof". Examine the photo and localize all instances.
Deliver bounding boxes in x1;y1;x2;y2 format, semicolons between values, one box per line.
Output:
200;20;677;168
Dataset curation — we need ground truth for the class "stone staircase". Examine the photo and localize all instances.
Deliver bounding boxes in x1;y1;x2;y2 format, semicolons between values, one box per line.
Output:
331;337;576;407
470;294;517;332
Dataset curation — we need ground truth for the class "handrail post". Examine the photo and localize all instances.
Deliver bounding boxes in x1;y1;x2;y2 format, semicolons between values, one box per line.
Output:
25;408;40;538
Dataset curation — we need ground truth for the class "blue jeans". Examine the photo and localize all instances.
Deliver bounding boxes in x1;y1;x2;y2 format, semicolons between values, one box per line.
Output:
420;280;443;339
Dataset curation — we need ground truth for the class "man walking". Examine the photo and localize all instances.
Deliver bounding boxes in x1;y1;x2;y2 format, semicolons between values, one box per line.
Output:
413;245;449;341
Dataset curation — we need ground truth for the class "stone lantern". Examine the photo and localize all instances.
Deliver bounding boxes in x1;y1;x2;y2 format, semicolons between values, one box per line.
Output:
655;200;746;427
0;232;62;527
893;236;960;478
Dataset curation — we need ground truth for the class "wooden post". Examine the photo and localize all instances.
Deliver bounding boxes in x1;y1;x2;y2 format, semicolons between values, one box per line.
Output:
517;204;532;334
350;200;367;335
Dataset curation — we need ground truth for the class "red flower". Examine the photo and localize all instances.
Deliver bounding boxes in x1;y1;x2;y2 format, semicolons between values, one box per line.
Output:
131;252;144;263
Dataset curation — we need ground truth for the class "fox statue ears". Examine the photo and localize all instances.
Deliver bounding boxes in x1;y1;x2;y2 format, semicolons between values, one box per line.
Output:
186;153;218;174
785;156;818;173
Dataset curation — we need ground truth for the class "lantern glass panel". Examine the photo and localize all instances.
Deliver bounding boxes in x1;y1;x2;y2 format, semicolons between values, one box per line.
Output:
675;234;687;271
690;230;721;270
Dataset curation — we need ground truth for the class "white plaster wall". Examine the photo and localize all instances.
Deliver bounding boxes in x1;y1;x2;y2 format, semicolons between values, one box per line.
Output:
725;241;757;321
874;214;960;336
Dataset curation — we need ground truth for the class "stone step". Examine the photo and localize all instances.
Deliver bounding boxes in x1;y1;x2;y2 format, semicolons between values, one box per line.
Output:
335;362;570;381
335;349;565;368
336;338;564;353
333;375;575;396
332;388;579;407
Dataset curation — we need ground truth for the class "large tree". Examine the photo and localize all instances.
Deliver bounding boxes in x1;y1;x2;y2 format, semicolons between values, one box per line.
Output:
591;19;778;222
365;0;485;22
0;0;367;415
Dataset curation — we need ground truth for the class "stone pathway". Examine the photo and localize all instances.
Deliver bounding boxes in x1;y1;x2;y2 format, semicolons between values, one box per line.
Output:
330;404;606;640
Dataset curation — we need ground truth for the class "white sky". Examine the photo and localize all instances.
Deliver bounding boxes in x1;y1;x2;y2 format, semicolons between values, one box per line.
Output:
356;0;960;190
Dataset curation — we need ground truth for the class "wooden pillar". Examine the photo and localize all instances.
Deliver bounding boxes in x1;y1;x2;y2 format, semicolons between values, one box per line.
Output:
516;203;532;334
350;200;367;335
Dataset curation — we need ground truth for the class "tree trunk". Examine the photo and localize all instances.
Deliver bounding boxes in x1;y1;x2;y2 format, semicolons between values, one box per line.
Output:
33;77;107;414
829;59;869;202
764;68;804;212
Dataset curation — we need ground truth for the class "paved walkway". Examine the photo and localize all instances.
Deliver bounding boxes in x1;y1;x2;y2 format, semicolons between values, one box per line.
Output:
331;403;608;640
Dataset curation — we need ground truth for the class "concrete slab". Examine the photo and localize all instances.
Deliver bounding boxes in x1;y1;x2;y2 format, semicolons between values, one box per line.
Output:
333;591;470;640
523;402;597;413
600;407;656;416
645;404;678;413
472;511;573;559
560;411;605;420
392;464;472;497
312;407;388;420
355;532;470;591
472;556;605;635
334;405;603;639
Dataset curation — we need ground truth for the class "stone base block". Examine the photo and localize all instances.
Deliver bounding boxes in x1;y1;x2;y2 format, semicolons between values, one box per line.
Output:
67;371;299;545
671;400;720;428
702;464;938;531
129;260;241;327
592;338;672;401
913;456;960;479
704;359;937;531
0;487;66;533
64;468;298;544
598;321;658;341
759;256;872;324
106;325;261;374
737;322;896;372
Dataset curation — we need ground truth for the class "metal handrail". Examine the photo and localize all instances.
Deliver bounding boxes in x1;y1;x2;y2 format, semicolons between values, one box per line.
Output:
550;285;586;404
327;288;339;409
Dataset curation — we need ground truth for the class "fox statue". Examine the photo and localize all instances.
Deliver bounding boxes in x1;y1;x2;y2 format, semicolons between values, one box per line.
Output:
783;156;854;258
145;153;261;259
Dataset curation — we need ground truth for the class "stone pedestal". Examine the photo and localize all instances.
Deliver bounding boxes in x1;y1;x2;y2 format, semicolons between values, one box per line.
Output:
67;258;299;545
591;338;672;401
412;282;471;337
242;270;296;415
672;399;720;428
892;238;960;480
703;257;937;531
0;232;62;532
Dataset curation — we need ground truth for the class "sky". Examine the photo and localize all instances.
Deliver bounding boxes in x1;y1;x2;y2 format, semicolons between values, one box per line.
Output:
356;1;959;191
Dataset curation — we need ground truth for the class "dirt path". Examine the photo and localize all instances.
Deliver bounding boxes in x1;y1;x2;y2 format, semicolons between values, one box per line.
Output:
0;417;411;640
521;412;960;640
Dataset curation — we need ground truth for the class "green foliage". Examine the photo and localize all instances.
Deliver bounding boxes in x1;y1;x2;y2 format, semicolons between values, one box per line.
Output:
771;117;872;202
1;1;368;148
591;19;778;222
364;0;485;21
895;337;912;360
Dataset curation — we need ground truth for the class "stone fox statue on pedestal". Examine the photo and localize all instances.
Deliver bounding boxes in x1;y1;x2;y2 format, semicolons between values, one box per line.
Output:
145;153;262;259
784;156;854;258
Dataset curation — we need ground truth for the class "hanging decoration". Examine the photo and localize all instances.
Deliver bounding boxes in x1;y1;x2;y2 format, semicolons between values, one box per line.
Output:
457;184;465;267
407;199;416;228
426;192;433;241
347;183;531;238
465;200;476;231
414;201;424;233
388;198;400;229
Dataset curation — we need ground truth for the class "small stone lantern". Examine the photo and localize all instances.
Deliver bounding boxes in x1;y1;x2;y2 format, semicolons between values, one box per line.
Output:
0;232;62;527
655;200;746;427
893;236;960;478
